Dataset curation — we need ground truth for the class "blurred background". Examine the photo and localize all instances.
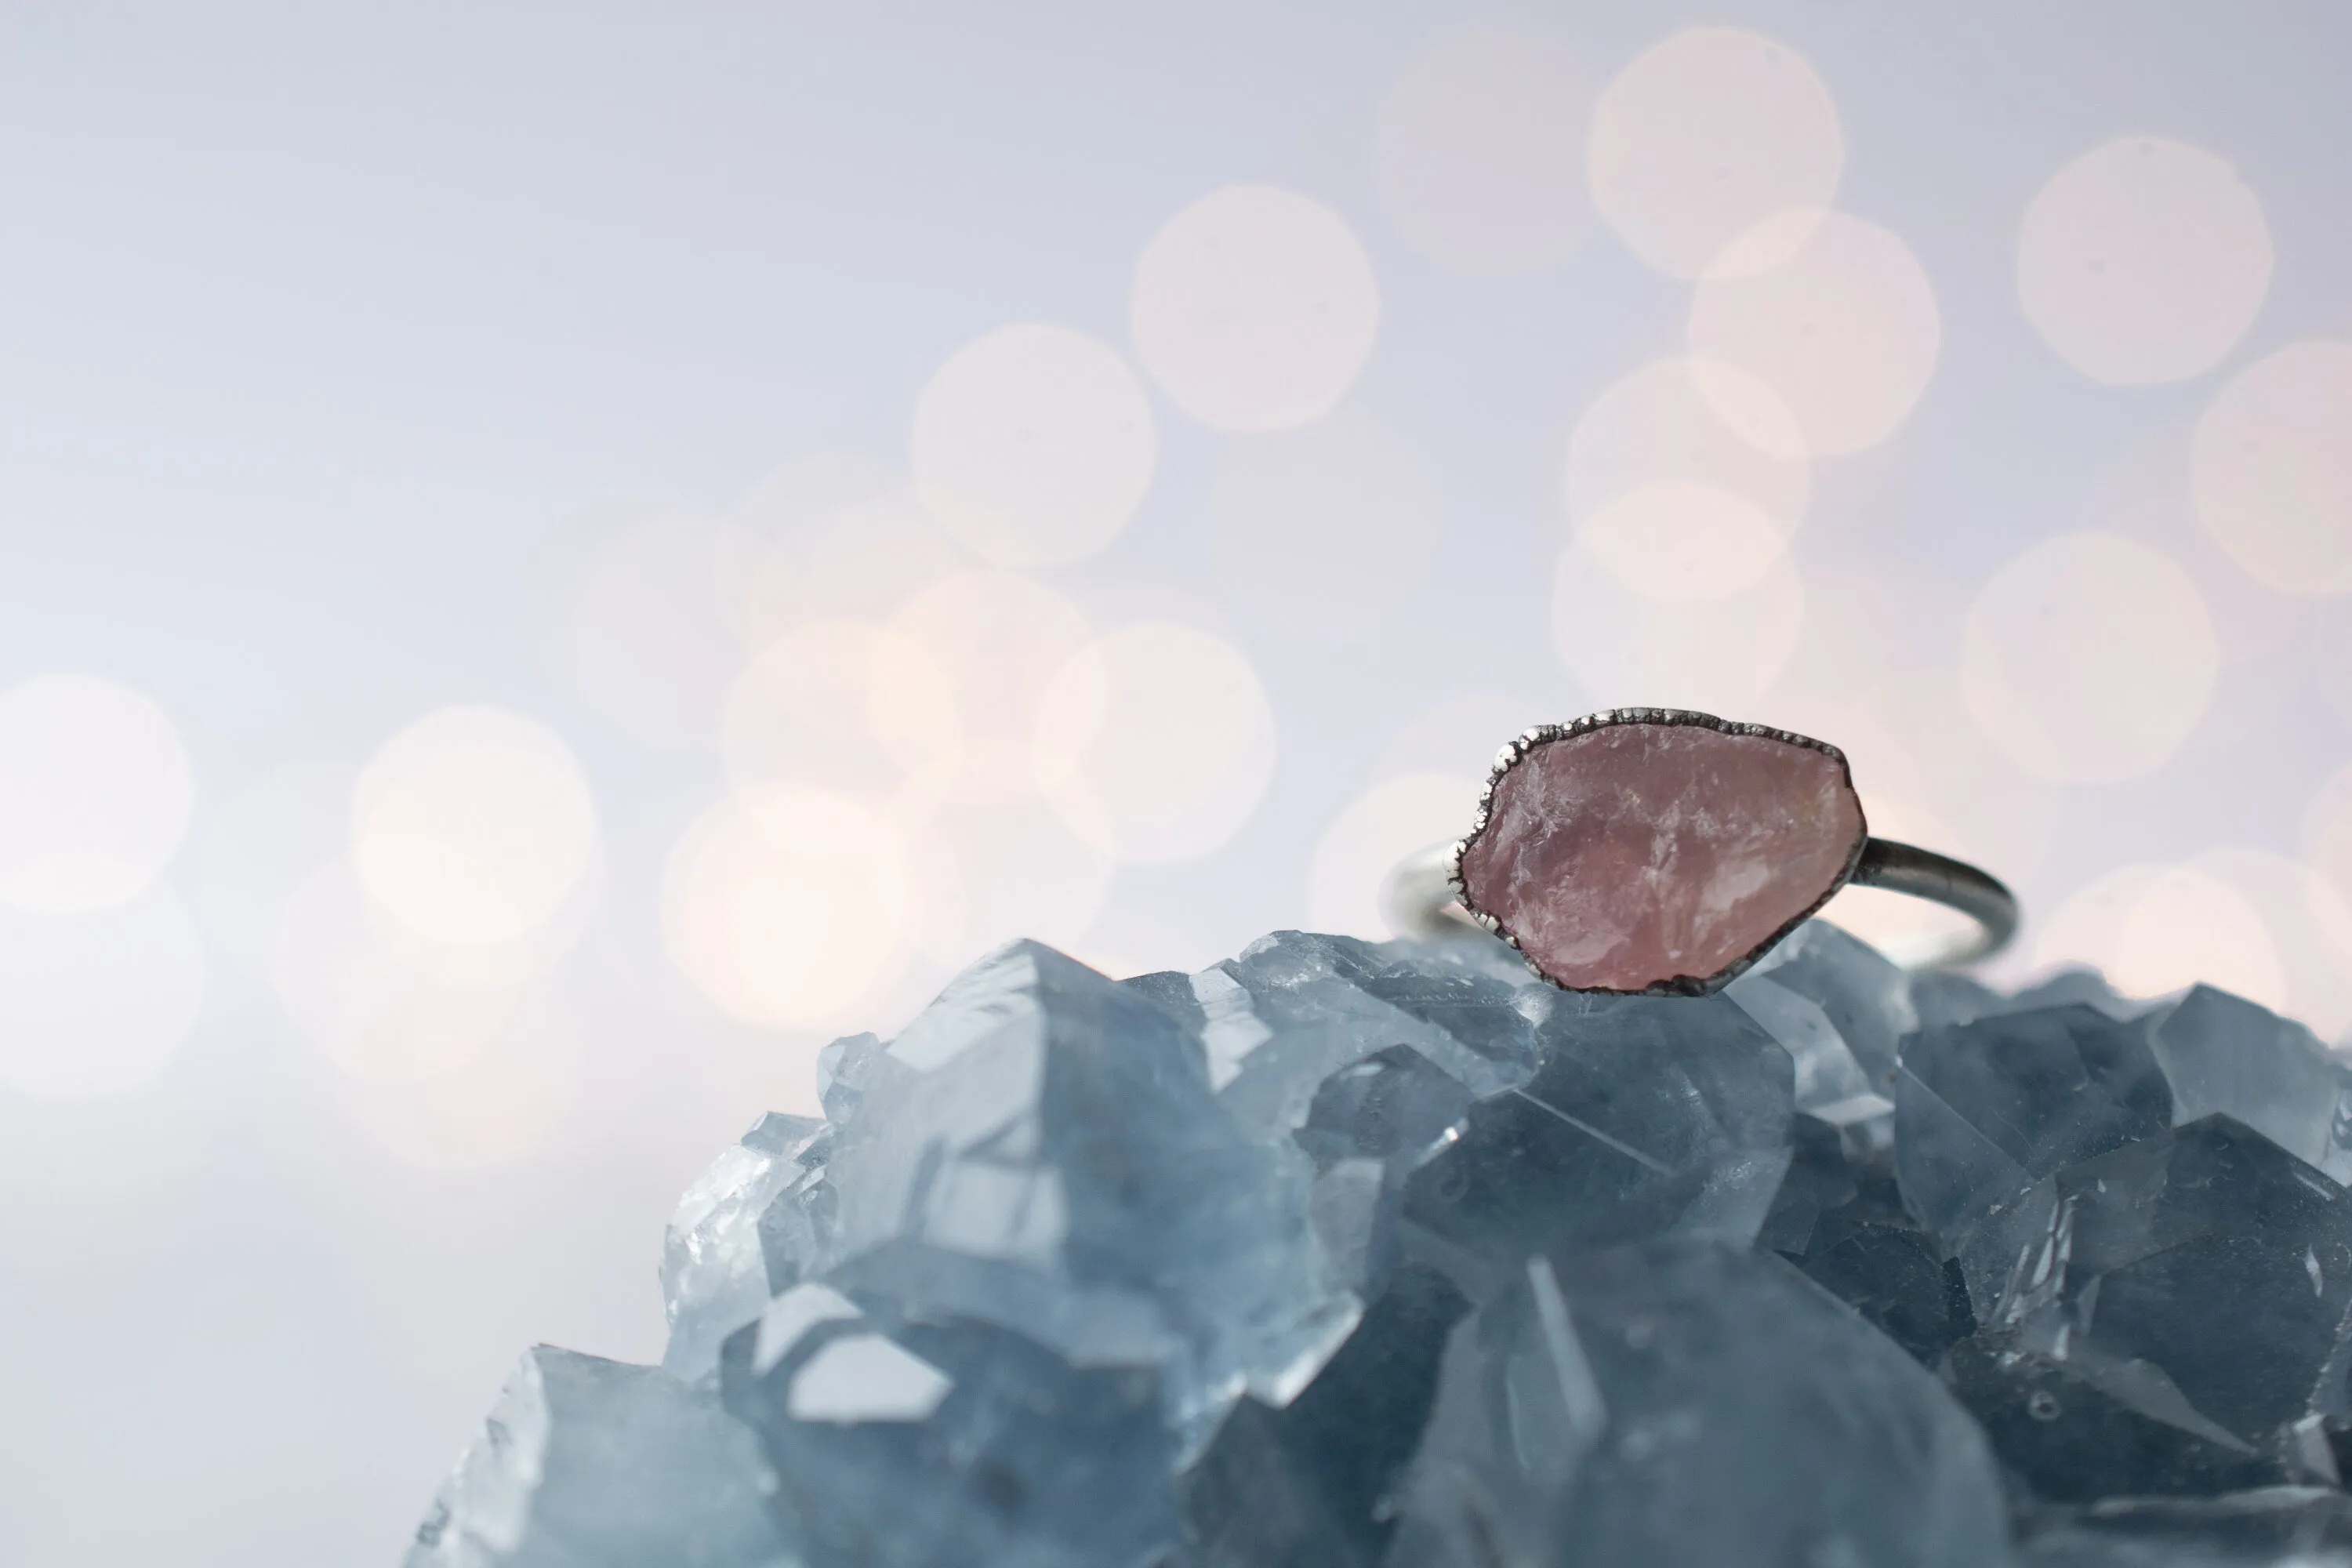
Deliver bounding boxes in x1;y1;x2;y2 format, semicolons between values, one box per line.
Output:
3;2;2350;1561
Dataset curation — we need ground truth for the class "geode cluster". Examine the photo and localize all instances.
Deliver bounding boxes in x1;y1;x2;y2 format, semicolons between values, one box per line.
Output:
404;924;2352;1567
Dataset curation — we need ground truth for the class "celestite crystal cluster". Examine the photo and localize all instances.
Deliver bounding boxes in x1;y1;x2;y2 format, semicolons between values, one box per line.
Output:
405;923;2352;1567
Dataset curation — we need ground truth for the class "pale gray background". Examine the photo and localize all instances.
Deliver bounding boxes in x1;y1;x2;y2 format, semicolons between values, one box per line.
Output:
4;3;2352;1563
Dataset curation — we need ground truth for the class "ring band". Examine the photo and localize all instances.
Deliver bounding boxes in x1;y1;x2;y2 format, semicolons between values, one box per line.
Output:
1382;833;2017;972
1376;710;2019;995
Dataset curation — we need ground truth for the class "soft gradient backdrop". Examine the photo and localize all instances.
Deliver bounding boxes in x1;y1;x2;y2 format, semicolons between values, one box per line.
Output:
5;3;2351;1562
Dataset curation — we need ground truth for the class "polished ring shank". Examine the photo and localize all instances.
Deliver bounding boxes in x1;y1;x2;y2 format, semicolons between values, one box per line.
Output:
1381;836;2017;973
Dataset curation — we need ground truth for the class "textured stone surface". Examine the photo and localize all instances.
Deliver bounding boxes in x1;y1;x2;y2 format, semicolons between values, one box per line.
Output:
405;920;2352;1568
405;1347;797;1568
2020;1488;2352;1566
1397;989;1795;1300
1181;1262;1469;1567
662;1113;829;1384
720;1291;1182;1568
1942;1116;2352;1501
1387;1240;2015;1568
801;940;1355;1445
1457;719;1866;993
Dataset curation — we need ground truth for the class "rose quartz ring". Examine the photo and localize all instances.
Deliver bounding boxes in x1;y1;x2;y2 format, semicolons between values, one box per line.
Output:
1385;710;2016;996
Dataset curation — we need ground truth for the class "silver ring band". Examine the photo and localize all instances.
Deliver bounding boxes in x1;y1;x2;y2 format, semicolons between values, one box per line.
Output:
1381;835;2017;973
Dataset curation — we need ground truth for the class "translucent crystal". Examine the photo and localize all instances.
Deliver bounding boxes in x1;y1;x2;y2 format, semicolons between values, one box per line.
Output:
1181;1262;1470;1567
1396;990;1795;1298
1294;1044;1475;1297
808;939;1354;1438
1189;930;1547;1140
404;1347;796;1568
1764;1114;1977;1366
662;1113;827;1383
405;925;2352;1566
2150;986;2352;1185
1945;1116;2352;1500
1896;1000;2174;1308
1728;968;1891;1124
1744;916;1918;1087
719;1290;1182;1568
2019;1486;2352;1566
1385;1240;2015;1568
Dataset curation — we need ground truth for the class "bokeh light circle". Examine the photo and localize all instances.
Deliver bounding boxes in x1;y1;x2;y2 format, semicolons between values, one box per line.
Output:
1575;481;1788;603
0;891;209;1098
897;757;1116;966
1587;27;1843;280
1131;185;1380;433
910;324;1158;568
723;619;957;800
1371;26;1593;273
352;707;601;949
0;672;195;915
270;860;544;1083
2303;762;2352;920
1565;357;1810;531
2038;862;2285;1012
1686;209;1941;457
886;571;1093;786
340;990;584;1173
1035;621;1279;862
2191;339;2352;596
1960;532;2219;784
2018;136;2273;386
663;786;909;1030
1550;543;1804;713
1307;773;1484;939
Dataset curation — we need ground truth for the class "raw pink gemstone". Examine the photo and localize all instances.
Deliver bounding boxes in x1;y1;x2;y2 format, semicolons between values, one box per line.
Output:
1457;719;1866;993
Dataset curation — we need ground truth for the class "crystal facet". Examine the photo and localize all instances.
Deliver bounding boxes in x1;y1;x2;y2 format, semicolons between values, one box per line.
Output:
1387;1240;2014;1568
405;1347;797;1568
1457;718;1867;993
405;919;2352;1568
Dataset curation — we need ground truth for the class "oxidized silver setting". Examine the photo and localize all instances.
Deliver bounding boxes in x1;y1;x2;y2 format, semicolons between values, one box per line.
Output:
1391;707;2017;996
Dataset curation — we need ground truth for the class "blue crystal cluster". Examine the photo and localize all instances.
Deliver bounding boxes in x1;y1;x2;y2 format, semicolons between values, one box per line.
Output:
405;925;2352;1567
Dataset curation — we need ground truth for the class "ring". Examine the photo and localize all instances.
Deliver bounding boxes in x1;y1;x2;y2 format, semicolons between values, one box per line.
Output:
1379;708;2017;996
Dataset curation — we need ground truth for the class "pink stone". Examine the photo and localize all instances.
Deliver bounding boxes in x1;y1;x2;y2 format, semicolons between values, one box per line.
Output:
1456;717;1866;993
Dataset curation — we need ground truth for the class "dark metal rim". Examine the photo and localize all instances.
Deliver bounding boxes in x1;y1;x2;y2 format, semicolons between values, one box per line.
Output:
1400;708;2016;994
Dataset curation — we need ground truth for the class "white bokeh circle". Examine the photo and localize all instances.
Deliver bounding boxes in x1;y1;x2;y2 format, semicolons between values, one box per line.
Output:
663;786;910;1031
2018;136;2273;387
1587;27;1844;280
1550;543;1805;713
723;619;957;801
2191;339;2352;597
0;673;195;916
1687;210;1942;457
1035;621;1279;862
1959;532;2219;785
1565;357;1810;531
886;571;1093;795
895;755;1116;967
270;859;557;1083
2037;862;2285;1013
1131;185;1380;433
1371;26;1594;273
1307;773;1485;940
351;707;601;949
1575;481;1788;603
910;324;1158;568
